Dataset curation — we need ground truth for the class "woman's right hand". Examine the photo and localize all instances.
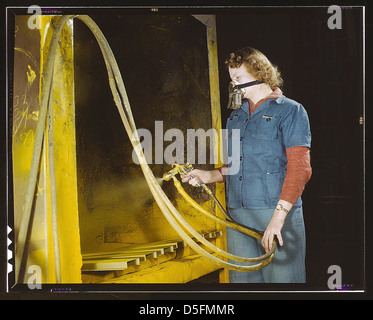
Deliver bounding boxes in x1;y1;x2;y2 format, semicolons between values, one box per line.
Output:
180;169;224;186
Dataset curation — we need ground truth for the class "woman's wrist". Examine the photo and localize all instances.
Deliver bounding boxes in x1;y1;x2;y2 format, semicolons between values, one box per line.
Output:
210;168;225;184
274;199;293;221
215;165;227;183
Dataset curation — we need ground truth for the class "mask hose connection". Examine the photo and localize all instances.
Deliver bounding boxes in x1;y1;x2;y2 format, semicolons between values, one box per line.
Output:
227;79;264;109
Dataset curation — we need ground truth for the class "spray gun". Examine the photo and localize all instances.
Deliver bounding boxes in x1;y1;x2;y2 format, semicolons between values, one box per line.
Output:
163;163;194;182
163;163;212;192
163;163;204;186
163;163;234;222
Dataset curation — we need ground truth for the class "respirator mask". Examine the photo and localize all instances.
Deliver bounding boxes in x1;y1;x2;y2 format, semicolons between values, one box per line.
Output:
227;79;264;109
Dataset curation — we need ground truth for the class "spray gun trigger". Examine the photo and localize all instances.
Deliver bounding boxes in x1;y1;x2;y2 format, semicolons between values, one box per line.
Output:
189;174;202;187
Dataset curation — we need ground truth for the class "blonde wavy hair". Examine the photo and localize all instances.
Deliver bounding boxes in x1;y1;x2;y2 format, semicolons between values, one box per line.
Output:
225;47;283;89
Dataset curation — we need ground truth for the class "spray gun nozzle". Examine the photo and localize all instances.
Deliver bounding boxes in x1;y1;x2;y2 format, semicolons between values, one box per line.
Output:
162;163;194;181
162;171;175;181
162;166;180;181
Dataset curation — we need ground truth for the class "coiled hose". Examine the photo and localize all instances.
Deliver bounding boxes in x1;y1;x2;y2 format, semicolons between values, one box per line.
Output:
15;15;276;282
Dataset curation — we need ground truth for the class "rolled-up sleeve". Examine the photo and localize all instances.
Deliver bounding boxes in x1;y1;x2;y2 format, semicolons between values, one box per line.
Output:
280;104;311;149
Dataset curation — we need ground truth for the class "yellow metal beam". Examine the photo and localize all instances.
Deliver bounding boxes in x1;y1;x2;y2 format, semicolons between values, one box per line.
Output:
193;15;229;283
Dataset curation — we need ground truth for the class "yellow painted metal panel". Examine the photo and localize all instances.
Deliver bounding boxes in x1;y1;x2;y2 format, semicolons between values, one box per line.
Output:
12;15;49;283
12;16;82;284
100;253;220;284
40;16;82;283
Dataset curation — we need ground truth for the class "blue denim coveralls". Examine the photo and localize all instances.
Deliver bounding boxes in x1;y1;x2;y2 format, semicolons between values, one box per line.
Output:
225;95;311;283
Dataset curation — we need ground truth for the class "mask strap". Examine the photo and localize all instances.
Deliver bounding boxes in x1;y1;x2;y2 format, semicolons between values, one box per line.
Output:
234;80;264;90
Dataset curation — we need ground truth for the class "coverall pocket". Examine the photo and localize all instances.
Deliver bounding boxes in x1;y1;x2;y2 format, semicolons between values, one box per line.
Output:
265;170;286;201
252;116;279;140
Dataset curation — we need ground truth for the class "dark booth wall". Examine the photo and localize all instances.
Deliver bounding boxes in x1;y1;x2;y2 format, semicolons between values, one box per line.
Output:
74;15;217;254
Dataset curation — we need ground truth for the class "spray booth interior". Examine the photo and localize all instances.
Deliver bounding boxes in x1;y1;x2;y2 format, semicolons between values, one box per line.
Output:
11;13;233;285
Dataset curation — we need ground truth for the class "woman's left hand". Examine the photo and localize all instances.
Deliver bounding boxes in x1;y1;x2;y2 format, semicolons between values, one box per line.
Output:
261;211;287;253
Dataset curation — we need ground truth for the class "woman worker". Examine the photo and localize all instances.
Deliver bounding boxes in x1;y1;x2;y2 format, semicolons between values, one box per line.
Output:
181;47;312;283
